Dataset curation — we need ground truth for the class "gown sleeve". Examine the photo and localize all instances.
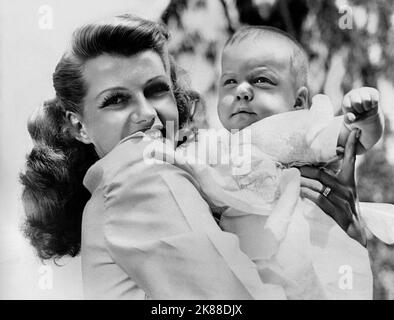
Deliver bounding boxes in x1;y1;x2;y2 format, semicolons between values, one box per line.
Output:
101;139;286;300
359;202;394;244
247;94;342;165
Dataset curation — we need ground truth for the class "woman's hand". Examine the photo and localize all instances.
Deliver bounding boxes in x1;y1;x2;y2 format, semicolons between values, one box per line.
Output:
298;129;367;246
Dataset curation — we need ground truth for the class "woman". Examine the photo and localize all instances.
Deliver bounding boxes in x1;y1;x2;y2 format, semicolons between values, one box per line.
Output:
20;14;367;299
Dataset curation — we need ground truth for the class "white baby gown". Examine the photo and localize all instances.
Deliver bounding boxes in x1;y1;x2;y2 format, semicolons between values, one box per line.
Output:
171;96;394;300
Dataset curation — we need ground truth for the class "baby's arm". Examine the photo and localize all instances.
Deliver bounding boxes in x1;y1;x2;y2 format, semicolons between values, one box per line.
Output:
337;87;384;154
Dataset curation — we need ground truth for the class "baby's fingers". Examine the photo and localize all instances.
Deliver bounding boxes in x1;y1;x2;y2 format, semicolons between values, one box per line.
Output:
363;87;379;102
348;91;364;113
366;87;379;111
345;112;356;123
342;94;352;111
343;88;379;120
359;90;373;111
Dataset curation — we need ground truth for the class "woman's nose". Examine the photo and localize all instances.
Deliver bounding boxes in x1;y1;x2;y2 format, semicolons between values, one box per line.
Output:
236;82;254;101
131;96;156;124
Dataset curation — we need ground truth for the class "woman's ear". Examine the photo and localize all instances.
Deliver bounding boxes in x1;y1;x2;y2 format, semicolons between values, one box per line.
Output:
66;111;92;144
294;86;309;110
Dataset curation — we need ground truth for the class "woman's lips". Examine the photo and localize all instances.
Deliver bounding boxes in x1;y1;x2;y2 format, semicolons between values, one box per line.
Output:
128;117;164;137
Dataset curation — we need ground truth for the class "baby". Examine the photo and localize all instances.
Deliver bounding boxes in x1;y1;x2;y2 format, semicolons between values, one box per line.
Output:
174;26;391;299
142;26;393;299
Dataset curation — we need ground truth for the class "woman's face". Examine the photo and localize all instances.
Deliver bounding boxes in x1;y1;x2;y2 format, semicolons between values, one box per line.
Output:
79;50;179;157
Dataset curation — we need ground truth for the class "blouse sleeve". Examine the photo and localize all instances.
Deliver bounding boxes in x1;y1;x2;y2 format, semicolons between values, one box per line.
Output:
102;156;286;300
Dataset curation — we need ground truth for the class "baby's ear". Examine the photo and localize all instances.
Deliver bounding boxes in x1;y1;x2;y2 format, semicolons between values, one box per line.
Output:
294;86;309;110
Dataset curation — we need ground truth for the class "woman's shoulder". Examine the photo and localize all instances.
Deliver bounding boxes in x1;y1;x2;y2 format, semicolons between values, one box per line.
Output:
83;134;152;193
83;134;201;195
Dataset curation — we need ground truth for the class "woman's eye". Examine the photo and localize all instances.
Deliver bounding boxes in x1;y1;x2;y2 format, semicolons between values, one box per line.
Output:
254;77;274;85
100;93;130;108
145;83;170;97
108;96;123;104
223;79;237;86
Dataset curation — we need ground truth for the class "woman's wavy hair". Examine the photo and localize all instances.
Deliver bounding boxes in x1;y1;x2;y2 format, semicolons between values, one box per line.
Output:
20;14;200;261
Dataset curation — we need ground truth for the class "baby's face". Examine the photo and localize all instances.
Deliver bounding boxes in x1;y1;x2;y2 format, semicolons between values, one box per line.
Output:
218;37;298;131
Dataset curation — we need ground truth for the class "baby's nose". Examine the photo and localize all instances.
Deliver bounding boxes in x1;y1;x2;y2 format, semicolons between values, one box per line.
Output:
236;83;254;101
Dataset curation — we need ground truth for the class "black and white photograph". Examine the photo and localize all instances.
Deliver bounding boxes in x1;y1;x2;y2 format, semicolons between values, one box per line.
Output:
0;0;394;302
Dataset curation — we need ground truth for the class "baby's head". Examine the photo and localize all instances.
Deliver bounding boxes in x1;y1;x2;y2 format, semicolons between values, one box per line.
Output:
218;26;309;131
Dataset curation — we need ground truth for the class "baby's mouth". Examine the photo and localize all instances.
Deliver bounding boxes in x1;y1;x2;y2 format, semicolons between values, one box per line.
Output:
231;110;257;117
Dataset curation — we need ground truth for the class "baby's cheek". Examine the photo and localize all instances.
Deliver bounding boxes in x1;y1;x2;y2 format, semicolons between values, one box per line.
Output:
274;92;296;112
222;95;233;105
218;95;234;115
256;95;291;116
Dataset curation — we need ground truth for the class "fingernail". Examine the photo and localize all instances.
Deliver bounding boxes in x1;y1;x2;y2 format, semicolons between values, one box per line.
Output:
336;146;345;157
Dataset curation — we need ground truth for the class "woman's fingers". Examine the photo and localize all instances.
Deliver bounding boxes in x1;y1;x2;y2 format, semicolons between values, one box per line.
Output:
301;186;365;245
300;187;349;230
301;173;357;214
299;166;351;198
298;129;366;246
338;129;359;186
347;219;367;247
299;176;324;193
298;166;335;186
326;190;355;222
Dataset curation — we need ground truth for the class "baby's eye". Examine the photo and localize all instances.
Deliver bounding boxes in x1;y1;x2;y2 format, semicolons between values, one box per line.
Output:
223;79;237;86
254;77;275;85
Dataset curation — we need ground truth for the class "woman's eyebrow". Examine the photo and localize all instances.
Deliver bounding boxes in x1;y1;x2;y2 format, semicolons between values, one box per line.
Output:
145;75;169;85
96;86;128;99
94;75;168;99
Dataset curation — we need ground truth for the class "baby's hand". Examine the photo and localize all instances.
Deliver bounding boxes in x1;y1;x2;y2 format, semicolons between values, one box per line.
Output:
341;87;384;152
342;87;379;124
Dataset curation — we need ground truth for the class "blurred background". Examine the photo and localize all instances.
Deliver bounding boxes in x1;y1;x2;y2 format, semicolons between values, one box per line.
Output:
0;0;393;299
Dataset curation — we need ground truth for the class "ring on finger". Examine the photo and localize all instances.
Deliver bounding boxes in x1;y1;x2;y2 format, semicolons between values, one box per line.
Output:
322;186;332;197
